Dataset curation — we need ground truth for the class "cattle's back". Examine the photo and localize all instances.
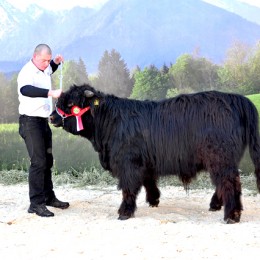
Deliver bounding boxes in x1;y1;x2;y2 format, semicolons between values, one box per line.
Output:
92;91;256;177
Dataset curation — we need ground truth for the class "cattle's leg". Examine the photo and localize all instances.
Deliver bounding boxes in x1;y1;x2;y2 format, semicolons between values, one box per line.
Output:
118;186;141;220
214;170;243;224
115;151;147;220
202;133;243;223
143;173;160;207
209;189;223;211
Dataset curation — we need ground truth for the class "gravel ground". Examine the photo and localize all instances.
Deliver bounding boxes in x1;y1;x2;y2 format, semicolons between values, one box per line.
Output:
0;184;260;259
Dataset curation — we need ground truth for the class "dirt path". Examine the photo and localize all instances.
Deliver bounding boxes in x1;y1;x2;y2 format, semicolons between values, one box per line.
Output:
0;184;260;259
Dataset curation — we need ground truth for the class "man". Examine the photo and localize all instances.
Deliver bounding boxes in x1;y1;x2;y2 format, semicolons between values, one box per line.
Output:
17;44;69;217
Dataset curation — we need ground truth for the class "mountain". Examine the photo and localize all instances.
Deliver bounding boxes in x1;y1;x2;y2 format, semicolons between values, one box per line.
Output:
0;0;94;72
60;0;260;72
203;0;260;25
1;0;260;75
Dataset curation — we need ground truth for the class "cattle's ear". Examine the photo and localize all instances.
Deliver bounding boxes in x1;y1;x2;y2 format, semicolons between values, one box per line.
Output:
84;90;94;98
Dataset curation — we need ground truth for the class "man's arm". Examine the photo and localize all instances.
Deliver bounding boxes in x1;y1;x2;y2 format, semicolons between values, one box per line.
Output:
20;85;62;98
51;54;64;74
20;85;48;97
50;60;59;73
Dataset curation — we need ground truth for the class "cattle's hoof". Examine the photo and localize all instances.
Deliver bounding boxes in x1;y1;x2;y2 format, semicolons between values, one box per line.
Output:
209;205;222;211
233;211;241;222
226;218;239;224
149;204;159;208
209;207;221;212
118;215;132;220
147;198;159;207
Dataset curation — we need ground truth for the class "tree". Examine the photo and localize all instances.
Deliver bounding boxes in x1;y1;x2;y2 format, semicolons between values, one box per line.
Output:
0;73;12;122
0;73;19;123
96;49;133;97
77;58;89;84
52;58;89;92
160;63;170;74
217;41;251;94
131;65;169;100
8;74;19;123
169;54;191;92
168;54;219;95
246;41;260;94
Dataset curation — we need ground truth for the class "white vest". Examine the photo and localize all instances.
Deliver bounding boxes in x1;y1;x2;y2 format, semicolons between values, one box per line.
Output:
17;60;53;118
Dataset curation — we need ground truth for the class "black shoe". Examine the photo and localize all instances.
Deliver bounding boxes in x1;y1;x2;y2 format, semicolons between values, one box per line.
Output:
28;204;54;217
46;197;70;209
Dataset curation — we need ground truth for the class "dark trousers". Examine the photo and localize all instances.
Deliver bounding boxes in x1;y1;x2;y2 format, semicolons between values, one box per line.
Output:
19;115;55;205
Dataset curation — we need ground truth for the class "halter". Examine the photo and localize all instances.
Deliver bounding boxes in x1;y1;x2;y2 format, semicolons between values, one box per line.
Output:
56;104;90;131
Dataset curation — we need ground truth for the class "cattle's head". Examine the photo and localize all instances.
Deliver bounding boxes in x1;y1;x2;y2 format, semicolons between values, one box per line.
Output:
49;109;63;127
51;84;103;138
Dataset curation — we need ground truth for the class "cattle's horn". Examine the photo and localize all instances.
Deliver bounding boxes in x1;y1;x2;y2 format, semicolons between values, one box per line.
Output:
84;90;94;97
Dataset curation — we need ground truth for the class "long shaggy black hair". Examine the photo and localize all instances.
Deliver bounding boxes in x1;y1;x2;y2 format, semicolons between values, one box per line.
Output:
54;84;260;223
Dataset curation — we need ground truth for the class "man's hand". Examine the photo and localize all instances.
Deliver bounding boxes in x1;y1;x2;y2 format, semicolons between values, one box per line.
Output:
53;54;64;65
48;89;62;98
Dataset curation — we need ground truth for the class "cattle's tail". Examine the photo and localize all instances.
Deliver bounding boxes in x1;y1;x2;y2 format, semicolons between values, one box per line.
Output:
244;97;260;192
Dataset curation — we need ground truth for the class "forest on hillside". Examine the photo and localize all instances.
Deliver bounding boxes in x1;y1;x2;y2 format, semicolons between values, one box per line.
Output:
1;40;260;123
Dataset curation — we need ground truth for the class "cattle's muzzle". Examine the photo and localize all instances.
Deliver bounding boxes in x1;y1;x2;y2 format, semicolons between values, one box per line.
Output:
49;110;63;127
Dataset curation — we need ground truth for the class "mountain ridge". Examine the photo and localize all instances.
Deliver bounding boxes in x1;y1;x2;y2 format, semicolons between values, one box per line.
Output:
1;0;260;74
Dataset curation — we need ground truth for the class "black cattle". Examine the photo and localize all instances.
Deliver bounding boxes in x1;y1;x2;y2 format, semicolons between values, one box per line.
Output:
51;84;260;223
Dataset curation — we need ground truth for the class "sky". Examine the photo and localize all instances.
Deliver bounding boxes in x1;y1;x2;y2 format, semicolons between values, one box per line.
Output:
6;0;260;11
6;0;109;11
239;0;260;7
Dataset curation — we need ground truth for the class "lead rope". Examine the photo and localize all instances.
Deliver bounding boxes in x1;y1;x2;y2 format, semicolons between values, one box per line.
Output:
58;62;63;124
59;62;63;90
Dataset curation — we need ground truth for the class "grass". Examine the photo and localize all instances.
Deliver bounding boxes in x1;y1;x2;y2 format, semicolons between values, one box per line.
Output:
0;169;258;195
0;124;100;172
0;167;117;187
247;93;260;112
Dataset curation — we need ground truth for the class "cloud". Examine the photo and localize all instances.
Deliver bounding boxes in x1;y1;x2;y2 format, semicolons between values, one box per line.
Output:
238;0;260;7
6;0;109;11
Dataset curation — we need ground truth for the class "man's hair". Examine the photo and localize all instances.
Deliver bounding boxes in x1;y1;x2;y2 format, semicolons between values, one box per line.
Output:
34;44;52;55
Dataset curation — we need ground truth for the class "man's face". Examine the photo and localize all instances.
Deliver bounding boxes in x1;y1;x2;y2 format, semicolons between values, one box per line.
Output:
33;51;52;71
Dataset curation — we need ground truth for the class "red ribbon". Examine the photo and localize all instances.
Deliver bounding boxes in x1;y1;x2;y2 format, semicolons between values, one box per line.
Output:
56;105;90;131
